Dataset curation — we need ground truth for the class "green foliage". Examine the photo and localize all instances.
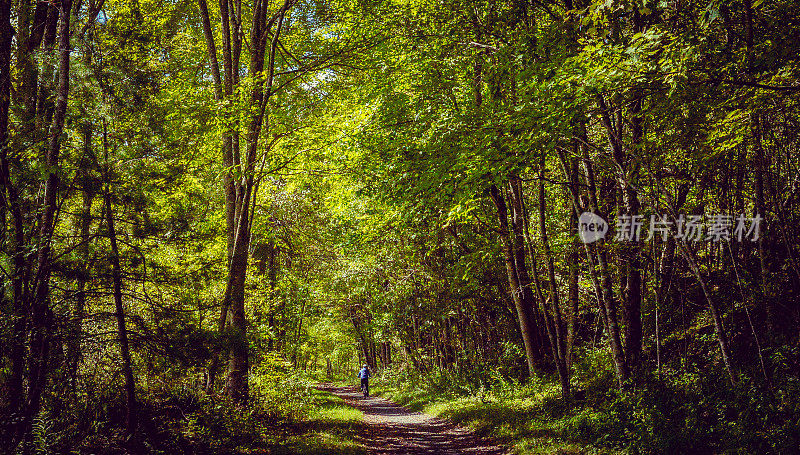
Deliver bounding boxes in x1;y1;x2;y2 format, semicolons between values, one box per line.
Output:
375;359;800;454
28;414;58;455
3;0;800;451
571;347;617;396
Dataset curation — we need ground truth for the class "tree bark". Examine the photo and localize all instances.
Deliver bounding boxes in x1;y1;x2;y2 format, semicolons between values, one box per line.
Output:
66;125;95;393
535;168;571;399
103;122;138;435
23;0;72;442
598;94;643;373
0;0;22;433
566;154;580;370
752;113;774;332
197;0;237;393
223;195;252;400
556;138;630;388
654;237;675;377
209;0;295;402
507;175;547;361
489;183;542;376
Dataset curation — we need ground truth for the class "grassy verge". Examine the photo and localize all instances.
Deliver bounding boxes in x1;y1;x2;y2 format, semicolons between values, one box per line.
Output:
370;379;618;455
272;386;366;455
64;360;368;454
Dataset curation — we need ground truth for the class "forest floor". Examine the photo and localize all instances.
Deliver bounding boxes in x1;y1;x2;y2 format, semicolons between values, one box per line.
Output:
316;383;509;455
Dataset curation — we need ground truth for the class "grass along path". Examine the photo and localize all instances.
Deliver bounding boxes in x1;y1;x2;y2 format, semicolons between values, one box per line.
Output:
268;385;366;455
317;383;509;455
370;382;620;455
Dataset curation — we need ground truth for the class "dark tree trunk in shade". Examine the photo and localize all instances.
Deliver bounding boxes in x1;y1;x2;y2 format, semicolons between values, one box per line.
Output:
597;94;643;374
103;132;138;435
22;0;73;444
556;140;630;389
535;165;571;400
489;183;543;376
508;175;548;360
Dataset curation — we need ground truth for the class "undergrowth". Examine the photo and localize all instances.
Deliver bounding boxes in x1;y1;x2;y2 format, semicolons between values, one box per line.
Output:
371;347;800;455
23;353;365;454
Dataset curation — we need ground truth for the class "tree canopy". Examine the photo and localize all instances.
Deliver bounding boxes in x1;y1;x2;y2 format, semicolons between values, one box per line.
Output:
1;0;800;452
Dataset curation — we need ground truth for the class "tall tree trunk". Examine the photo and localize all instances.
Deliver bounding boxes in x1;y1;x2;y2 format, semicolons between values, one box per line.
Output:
0;0;21;434
654;237;675;377
267;241;278;351
103;123;138;435
752;113;773;332
66;126;95;393
489;183;542;376
535;167;571;400
216;0;238;264
507;174;547;361
556;137;630;388
22;0;72;443
598;94;643;373
197;0;237;393
223;190;253;401
221;0;295;402
566;154;580;370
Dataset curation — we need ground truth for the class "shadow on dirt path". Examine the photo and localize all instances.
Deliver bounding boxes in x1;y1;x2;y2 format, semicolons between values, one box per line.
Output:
315;383;510;455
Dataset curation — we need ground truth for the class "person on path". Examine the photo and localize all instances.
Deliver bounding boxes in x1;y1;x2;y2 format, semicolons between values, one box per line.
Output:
357;364;371;397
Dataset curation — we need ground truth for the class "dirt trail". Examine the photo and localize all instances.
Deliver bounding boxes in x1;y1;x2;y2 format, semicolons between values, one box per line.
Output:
316;384;509;455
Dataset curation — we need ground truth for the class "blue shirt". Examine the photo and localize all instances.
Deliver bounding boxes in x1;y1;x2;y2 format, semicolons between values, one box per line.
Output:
358;367;371;379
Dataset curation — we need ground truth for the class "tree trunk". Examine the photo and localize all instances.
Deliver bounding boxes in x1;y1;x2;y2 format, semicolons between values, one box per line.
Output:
654;237;676;377
566;154;580;370
556;139;630;388
197;0;236;393
0;0;20;433
220;0;295;402
103;125;138;435
23;0;72;442
67;126;96;393
535;168;571;400
507;174;547;360
267;241;278;351
489;183;542;376
752;113;773;332
598;94;643;373
223;193;252;401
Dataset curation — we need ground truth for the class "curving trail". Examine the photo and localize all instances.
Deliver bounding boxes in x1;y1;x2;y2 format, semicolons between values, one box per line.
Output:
316;384;509;455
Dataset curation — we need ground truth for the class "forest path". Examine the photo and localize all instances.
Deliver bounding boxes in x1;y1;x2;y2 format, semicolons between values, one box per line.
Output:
315;383;509;455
